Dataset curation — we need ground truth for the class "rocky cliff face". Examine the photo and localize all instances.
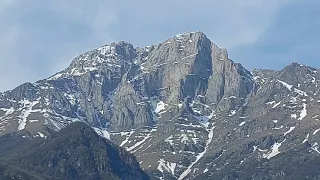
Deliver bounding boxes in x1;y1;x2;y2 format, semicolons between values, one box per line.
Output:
0;32;319;179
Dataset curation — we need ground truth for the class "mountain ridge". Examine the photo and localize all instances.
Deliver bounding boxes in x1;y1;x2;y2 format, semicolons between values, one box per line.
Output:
0;31;320;179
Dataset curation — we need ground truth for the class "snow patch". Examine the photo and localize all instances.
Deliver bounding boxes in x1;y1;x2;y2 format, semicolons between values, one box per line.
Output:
47;73;63;80
298;103;307;120
313;128;320;135
157;159;176;176
178;124;216;180
127;128;156;152
294;88;308;96
120;131;135;147
18;99;41;131
150;97;168;122
277;80;293;90
64;93;76;105
273;125;284;130
180;134;189;143
155;101;168;114
29;120;38;123
0;107;15;116
284;127;295;136
239;121;246;126
190;101;215;126
266;101;276;105
93;127;110;140
303;134;310;143
263;139;286;159
291;114;297;119
311;142;320;154
228;110;236;117
203;168;209;173
37;132;46;138
272;102;281;108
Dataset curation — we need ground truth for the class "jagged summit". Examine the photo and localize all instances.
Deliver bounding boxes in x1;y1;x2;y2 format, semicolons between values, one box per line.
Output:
47;31;231;81
167;31;207;42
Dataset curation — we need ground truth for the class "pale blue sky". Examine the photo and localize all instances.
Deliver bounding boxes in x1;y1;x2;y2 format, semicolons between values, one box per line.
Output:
0;0;319;92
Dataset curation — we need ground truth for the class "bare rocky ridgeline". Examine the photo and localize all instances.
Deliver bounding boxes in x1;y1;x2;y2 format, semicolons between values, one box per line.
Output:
0;32;320;179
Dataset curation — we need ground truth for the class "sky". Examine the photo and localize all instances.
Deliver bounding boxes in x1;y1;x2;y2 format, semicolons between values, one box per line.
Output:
0;0;319;92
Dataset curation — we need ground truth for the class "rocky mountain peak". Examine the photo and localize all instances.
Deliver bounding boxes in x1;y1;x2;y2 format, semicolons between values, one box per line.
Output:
1;32;319;179
253;61;319;91
171;31;208;43
0;31;255;132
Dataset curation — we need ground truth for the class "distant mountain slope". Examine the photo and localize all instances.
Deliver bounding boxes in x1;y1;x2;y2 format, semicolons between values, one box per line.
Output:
0;31;319;179
0;122;149;180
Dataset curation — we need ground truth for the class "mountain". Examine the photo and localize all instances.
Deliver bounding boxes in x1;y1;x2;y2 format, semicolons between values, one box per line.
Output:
0;122;149;180
0;31;319;179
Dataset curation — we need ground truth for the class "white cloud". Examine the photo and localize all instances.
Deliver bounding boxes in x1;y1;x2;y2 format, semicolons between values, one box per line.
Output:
109;0;298;48
0;0;118;92
0;0;300;92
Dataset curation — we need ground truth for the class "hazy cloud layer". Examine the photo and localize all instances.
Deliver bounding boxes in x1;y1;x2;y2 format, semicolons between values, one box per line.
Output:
0;0;318;92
